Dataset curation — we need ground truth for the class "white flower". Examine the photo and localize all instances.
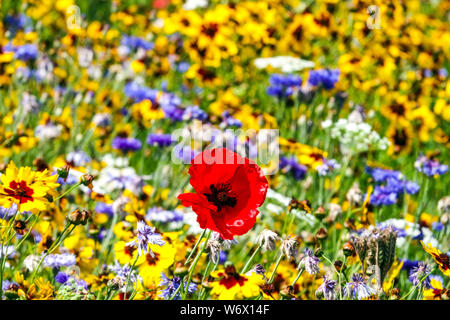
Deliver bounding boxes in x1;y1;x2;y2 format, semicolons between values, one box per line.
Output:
183;0;208;10
253;56;315;73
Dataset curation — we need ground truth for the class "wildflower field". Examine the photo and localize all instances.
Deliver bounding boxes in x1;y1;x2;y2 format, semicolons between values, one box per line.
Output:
0;0;449;301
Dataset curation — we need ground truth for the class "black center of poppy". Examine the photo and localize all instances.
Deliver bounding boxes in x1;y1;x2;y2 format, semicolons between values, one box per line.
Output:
204;183;237;212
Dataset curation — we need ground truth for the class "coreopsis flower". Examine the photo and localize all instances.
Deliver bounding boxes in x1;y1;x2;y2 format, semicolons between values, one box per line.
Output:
421;242;450;277
137;242;177;287
315;276;337;300
210;265;264;300
344;273;375;300
256;229;280;252
0;161;59;213
126;221;165;257
298;248;320;275
178;148;268;240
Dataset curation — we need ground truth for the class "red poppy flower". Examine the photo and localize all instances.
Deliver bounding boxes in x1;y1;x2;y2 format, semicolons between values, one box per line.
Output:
178;148;268;240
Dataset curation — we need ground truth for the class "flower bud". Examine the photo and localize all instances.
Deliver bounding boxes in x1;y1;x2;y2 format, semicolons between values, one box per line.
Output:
108;277;124;290
315;228;328;240
81;174;94;188
343;241;355;257
314;207;326;220
57;164;71;180
334;260;345;272
280;285;294;298
174;262;188;276
67;209;91;225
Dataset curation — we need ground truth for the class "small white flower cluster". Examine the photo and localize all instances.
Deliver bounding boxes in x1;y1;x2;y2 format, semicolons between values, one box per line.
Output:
253;56;315;73
322;118;389;154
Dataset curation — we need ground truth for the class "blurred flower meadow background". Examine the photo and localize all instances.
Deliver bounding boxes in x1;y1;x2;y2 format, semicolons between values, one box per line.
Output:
0;0;449;300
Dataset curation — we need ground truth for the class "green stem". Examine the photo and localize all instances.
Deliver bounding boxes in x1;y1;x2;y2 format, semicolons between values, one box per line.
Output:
182;229;212;299
291;268;304;286
185;229;206;265
241;245;261;274
268;251;283;284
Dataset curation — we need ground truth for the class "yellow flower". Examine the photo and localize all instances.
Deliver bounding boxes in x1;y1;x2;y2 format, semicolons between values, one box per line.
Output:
421;242;450;277
0;161;59;213
137;243;177;288
210;265;264;300
114;240;139;265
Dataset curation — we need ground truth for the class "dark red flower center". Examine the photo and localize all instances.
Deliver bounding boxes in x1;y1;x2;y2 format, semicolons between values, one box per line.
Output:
145;252;160;265
4;180;34;204
204;183;237;212
218;265;248;289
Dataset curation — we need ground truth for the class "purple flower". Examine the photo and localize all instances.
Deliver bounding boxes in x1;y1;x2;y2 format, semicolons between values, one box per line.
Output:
112;137;142;152
55;272;70;284
344;273;375;300
43;253;77;268
147;133;173;147
415;155;448;177
316;276;337;300
121;35;153;51
126;221;165;257
183;105;208;121
308;68;340;89
298;248;320;275
159;273;197;300
409;262;431;289
280;156;307;180
267;74;302;98
146;207;184;223
15;44;38;61
95;202;114;216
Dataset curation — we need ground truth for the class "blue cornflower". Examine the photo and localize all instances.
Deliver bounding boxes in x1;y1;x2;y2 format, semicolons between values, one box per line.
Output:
95;202;114;216
159;273;197;300
177;62;190;73
409;262;432;289
415;155;448;177
280;156;307;180
267;73;302;98
344;273;375;300
55;272;70;284
220;111;242;128
126;221;165;257
316;276;337;300
112;137;142;152
183;105;208;121
147;133;173;147
121;35;153;51
15;44;38;61
66;150;91;167
43;253;77;268
146;207;184;223
124;82;158;103
307;68;340;89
